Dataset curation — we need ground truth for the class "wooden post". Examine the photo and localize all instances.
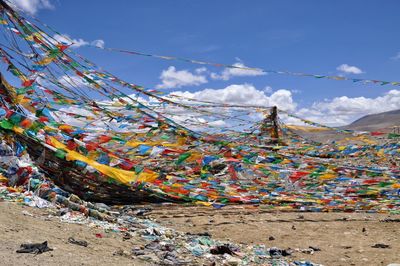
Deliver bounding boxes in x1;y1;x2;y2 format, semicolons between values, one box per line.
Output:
270;106;279;143
260;106;279;144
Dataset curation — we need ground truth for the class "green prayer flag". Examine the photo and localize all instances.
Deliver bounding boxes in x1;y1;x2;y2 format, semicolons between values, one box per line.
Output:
0;119;13;129
176;152;191;165
55;149;67;159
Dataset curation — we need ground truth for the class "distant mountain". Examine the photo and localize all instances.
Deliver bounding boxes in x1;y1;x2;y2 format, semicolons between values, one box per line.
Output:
290;109;400;144
345;109;400;132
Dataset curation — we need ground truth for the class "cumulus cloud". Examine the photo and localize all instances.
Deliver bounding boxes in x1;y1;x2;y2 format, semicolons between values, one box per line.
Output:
53;34;105;49
169;84;296;112
297;90;400;125
156;66;208;89
167;84;400;127
51;78;400;131
210;62;266;81
161;84;296;132
8;0;54;15
336;64;364;74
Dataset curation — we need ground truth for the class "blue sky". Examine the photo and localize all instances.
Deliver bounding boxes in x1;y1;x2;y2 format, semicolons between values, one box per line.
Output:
5;0;400;125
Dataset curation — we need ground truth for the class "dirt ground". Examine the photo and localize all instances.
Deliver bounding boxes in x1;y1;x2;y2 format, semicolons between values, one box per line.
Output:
1;201;399;266
0;201;147;266
148;204;400;266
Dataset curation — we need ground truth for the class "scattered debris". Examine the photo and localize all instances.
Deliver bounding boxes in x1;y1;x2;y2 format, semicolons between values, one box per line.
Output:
309;246;321;252
371;243;390;249
380;218;400;223
112;248;130;257
269;247;292;257
210;245;236;256
68;237;88;247
21;210;34;217
122;232;132;241
16;241;53;254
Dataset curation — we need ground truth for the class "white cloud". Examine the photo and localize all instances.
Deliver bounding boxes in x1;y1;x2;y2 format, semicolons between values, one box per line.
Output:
336;64;364;74
195;67;207;74
53;34;105;49
210;62;265;81
58;75;88;89
263;86;273;94
51;77;400;132
91;39;105;49
156;66;208;89
56;106;95;127
297;90;400;125
8;0;54;15
167;86;400;128
161;84;296;132
169;84;296;112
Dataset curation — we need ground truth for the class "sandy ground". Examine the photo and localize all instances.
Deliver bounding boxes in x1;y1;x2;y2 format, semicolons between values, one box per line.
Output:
1;200;400;266
0;201;147;266
148;204;400;266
